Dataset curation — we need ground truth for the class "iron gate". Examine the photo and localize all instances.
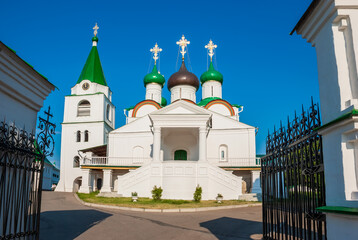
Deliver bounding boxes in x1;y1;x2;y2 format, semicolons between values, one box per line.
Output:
0;107;55;240
261;100;326;240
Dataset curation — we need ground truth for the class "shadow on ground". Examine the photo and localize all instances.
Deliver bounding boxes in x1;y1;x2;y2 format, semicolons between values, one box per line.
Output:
40;209;112;240
200;217;262;240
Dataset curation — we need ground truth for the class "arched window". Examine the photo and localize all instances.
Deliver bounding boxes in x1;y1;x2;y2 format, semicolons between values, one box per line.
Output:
84;130;89;142
76;131;81;142
77;100;91;116
73;156;80;168
219;145;228;161
106;104;110;121
132;146;144;163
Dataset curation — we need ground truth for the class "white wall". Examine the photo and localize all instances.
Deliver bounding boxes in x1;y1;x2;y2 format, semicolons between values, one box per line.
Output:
56;81;115;192
72;80;112;100
207;129;256;163
117;162;242;200
170;85;196;103
296;1;358;238
0;42;54;131
206;104;232;116
145;83;162;104
202;80;222;99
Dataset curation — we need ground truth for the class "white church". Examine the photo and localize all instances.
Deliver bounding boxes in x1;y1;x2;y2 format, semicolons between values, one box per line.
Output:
56;26;261;200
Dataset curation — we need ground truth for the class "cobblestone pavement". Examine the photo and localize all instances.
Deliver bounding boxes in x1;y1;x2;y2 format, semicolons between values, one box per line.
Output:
40;191;263;240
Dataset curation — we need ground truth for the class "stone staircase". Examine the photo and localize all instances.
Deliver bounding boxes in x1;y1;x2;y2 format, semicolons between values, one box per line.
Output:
238;193;262;202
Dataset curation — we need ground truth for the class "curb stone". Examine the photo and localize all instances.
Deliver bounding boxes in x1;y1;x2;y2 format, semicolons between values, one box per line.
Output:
74;193;262;213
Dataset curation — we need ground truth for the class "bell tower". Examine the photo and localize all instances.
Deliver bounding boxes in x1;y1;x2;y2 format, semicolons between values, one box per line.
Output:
56;24;115;192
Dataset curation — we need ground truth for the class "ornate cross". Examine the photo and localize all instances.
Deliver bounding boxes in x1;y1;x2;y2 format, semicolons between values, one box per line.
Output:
150;43;162;64
93;23;99;36
176;35;190;60
44;106;53;123
205;40;217;61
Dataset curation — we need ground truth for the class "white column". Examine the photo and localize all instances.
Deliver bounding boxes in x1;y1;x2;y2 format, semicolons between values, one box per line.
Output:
199;127;207;161
153;127;161;162
78;169;92;193
251;170;261;194
101;169;113;193
92;174;97;191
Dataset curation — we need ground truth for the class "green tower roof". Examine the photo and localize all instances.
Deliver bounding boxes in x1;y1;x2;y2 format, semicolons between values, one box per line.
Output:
200;62;223;84
77;38;107;86
144;64;165;87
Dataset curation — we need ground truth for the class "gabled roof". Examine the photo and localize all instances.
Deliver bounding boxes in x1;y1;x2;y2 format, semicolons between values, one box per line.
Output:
290;0;320;35
0;41;56;89
77;39;107;86
150;99;211;116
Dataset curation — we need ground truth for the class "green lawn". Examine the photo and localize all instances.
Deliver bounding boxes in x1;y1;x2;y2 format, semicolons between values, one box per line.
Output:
77;192;257;209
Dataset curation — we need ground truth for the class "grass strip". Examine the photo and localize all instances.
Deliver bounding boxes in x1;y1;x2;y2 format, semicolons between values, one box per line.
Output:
77;191;257;209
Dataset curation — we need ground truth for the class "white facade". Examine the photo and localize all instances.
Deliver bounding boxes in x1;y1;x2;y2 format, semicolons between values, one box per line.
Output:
58;37;260;200
42;159;60;190
170;85;197;103
78;97;259;200
103;100;256;200
202;80;222;99
145;83;162;103
295;0;358;238
0;41;55;131
55;80;115;192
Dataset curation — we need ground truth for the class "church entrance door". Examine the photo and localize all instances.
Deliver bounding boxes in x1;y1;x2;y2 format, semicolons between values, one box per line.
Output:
97;178;102;190
174;150;187;160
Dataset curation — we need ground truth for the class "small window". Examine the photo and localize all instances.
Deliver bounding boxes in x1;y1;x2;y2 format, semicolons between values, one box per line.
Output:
84;130;89;142
73;156;80;168
211;86;214;96
106;104;110;120
219;145;228;161
76;131;81;142
77;100;91;116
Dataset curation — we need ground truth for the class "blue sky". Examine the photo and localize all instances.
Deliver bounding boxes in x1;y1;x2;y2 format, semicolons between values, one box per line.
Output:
2;0;317;166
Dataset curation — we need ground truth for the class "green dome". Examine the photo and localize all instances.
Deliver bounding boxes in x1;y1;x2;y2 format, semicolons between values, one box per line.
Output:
200;62;223;84
144;64;165;87
92;36;98;42
161;97;167;106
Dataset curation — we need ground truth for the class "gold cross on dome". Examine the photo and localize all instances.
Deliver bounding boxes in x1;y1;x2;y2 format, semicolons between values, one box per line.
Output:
150;43;162;64
205;40;217;61
176;35;190;60
93;23;99;36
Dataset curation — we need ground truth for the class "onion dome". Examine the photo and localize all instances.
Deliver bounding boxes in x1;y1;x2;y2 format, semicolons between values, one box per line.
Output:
200;62;223;84
167;61;199;90
143;64;165;87
161;97;167;106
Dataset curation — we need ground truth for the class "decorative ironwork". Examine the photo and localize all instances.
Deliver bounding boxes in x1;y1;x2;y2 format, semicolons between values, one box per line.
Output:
261;99;326;240
36;106;56;157
0;106;56;240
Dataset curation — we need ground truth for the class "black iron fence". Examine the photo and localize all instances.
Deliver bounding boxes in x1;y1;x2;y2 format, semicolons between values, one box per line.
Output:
0;107;55;240
261;100;326;240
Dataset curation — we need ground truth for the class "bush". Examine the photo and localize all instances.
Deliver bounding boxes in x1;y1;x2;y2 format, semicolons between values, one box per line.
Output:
193;185;202;202
131;192;138;197
151;185;163;201
217;193;223;198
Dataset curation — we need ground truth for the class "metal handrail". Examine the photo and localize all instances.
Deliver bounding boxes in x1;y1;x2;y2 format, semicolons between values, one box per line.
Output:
81;156;261;167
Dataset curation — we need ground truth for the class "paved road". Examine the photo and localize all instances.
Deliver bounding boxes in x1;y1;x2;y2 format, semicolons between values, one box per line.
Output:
40;192;263;240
